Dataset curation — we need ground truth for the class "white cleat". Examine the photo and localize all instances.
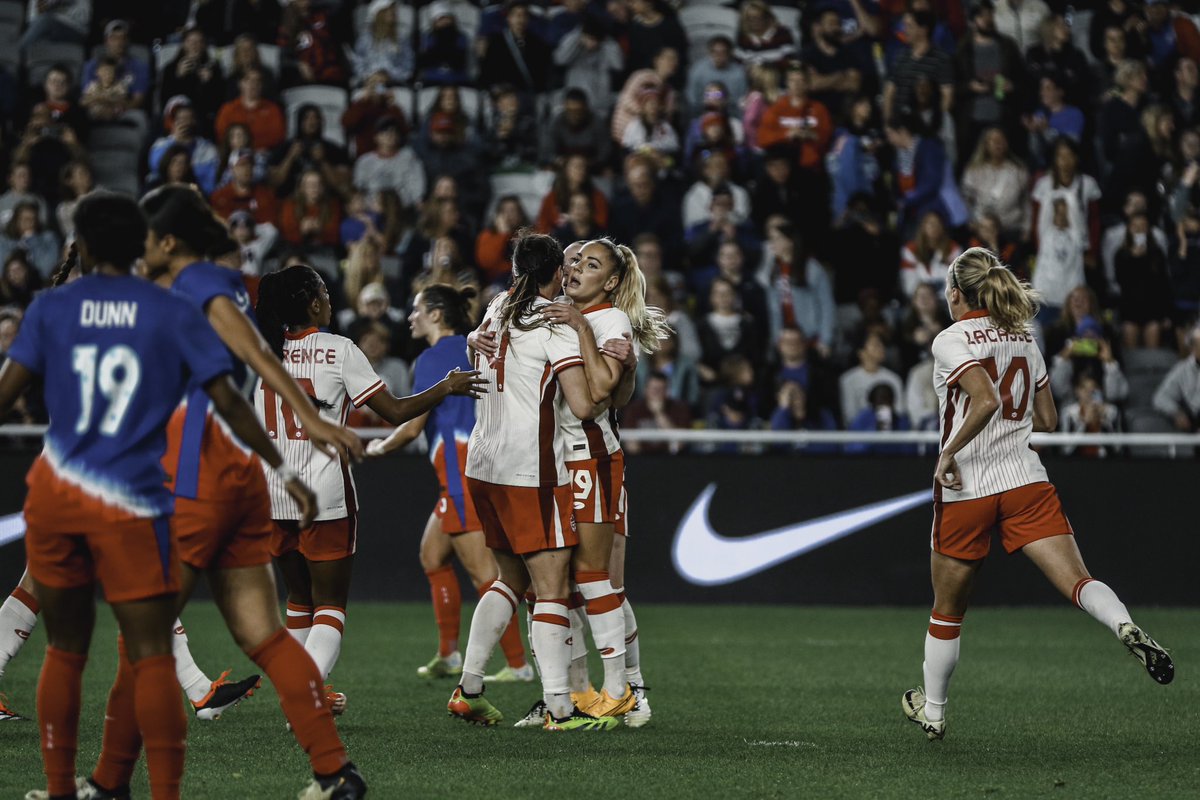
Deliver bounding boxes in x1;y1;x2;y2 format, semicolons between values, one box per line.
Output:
513;699;548;728
902;687;945;741
1118;622;1175;685
624;685;652;728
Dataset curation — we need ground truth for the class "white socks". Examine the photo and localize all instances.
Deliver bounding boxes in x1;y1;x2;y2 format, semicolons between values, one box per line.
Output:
567;605;589;693
285;602;313;645
172;619;213;704
530;600;572;719
1074;579;1132;637
461;582;518;695
620;594;644;687
0;588;39;680
306;606;346;681
922;611;964;723
576;572;627;698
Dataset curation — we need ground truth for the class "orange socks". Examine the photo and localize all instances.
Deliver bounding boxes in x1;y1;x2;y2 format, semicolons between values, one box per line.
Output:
92;637;141;792
132;654;186;800
38;646;86;797
426;566;461;656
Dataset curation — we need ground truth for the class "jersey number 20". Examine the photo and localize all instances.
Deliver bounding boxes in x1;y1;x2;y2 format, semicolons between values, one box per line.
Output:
72;344;141;436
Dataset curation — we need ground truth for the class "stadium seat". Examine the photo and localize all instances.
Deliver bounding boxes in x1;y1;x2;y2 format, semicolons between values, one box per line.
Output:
90;148;141;197
390;86;416;120
417;0;481;41
417;85;482;125
283;85;349;147
306;252;340;279
1124;408;1192;458
24;41;85;87
487;170;553;221
770;5;801;34
0;21;18;50
678;6;739;61
90;42;151;66
87;124;145;153
216;43;281;77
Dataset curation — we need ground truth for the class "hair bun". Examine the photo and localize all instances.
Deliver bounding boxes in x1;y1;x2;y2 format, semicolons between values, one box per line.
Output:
459;286;478;302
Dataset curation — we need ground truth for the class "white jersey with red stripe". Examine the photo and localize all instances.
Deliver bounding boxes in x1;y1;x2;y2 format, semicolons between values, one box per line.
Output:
254;328;387;520
559;303;633;461
466;295;585;487
933;309;1050;502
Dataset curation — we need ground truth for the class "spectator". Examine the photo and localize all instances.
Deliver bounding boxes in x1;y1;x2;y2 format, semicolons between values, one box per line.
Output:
767;326;819;398
475;195;526;283
357;321;411;398
0;202;61;278
1031;138;1101;267
645;270;698;359
706;354;763;438
35;64;87;142
961;127;1030;238
1060;373;1121;457
1114;212;1175;350
1088;0;1140;62
228;210;278;277
225;34;279;101
13;104;87;208
339;188;391;250
899;282;949;372
80;20;149;112
905;341;940;430
484;85;539;171
351;0;414;88
757;62;833;180
1033;196;1088;322
536;154;609;234
839;329;905;425
0;250;43;309
762;222;835;352
148;98;221;196
1171;204;1200;306
211;149;279;225
161;27;225;133
994;0;1050;54
1048;313;1130;403
54;160;93;240
81;57;133;123
541;88;613;166
554;13;624;111
1024;14;1089;107
277;0;348;87
1168;57;1200;130
280;169;343;251
612;47;680;144
686;188;760;292
270;103;352;199
826;95;886;218
742;63;782;151
622;371;694;455
883;10;954;125
968;210;1021;266
479;1;551;96
1024;74;1085;169
413;113;488;221
621;88;681;171
1143;0;1200;76
1090;24;1130;104
626;0;689;78
147;144;200;191
697;276;763;383
215;68;287;153
954;0;1025;159
342;70;410;158
636;329;701;411
804;7;863;115
403;199;475;288
735;0;796;67
1098;60;1150;203
900;210;962;298
682;86;743;171
886;114;961;237
216;122;269;190
751;147;804;232
220;1;283;48
1151;325;1200;431
1101;190;1169;299
1043;285;1117;358
609;157;683;253
845;383;915;454
552;191;605;246
688;36;748;113
352;117;426;212
0;163;50;227
415;1;471;85
338;279;414;359
18;0;89;52
706;240;769;339
828;195;901;305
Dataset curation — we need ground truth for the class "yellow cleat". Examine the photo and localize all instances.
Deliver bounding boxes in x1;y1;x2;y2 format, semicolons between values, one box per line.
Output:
570;684;601;711
581;685;637;717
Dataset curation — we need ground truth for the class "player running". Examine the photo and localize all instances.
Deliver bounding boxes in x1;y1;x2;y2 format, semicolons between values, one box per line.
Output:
446;230;619;731
902;247;1174;742
254;266;486;711
0;192;285;799
365;284;534;684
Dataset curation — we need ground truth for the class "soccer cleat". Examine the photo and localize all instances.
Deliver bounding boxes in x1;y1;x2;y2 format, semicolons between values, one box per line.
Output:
192;670;261;721
1119;623;1175;685
513;699;548;728
623;685;652;728
581;685;637;718
326;685;347;716
417;652;463;680
543;706;620;731
0;692;26;721
569;684;601;711
297;761;368;800
447;685;503;726
78;777;131;800
484;663;536;683
901;687;945;741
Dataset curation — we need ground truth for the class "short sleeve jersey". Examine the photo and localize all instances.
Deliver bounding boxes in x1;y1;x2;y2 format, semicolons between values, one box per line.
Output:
8;274;231;517
466;296;585;487
412;334;475;507
255;328;386;521
559;304;633;460
932;309;1050;502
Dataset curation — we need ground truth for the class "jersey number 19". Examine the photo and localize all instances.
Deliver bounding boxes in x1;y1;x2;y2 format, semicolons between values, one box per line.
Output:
72;344;142;436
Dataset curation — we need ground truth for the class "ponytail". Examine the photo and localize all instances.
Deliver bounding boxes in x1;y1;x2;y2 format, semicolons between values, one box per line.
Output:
419;283;477;334
497;229;563;333
589;238;672;355
254;265;324;358
140;185;237;259
950;246;1040;334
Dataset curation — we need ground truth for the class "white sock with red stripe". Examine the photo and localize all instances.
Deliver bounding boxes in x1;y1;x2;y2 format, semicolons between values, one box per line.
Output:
461;581;519;695
306;606;346;680
0;587;39;680
618;592;644;687
285;602;313;645
576;571;627;698
567;604;589;693
1073;578;1131;636
531;600;572;719
172;619;213;704
923;611;963;723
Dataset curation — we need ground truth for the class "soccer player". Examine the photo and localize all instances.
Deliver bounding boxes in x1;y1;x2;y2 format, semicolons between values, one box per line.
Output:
902;247;1174;742
446;230;618;731
254;266;486;712
365;284;534;685
0;191;296;799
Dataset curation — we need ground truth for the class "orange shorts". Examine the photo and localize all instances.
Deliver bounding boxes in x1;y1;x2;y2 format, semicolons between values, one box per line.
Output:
567;451;627;535
466;478;577;555
436;491;481;535
23;458;179;603
271;516;358;561
932;482;1074;560
174;471;274;570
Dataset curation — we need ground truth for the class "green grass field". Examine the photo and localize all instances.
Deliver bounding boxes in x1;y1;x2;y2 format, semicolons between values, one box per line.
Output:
1;603;1195;799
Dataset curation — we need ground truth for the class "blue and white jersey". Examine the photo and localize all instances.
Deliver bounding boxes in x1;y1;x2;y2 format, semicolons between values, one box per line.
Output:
413;335;474;507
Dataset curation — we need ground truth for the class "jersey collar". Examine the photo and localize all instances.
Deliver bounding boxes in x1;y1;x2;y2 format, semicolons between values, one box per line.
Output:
581;302;613;315
960;309;990;321
284;327;319;340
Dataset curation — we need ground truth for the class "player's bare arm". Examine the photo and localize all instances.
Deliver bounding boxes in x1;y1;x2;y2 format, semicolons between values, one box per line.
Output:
604;336;638;408
542;303;624;404
1032;386;1058;433
935;366;1000;491
364;412;429;458
466;325;497;361
557;364;601;421
364;369;487;426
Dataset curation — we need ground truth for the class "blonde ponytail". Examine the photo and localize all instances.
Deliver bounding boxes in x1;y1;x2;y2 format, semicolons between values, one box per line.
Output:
593;239;672;354
950;246;1040;334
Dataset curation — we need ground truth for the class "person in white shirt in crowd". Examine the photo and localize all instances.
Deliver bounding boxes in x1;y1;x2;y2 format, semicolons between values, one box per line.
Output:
993;0;1051;54
554;13;624;111
1032;197;1087;324
687;35;748;113
229;210;278;277
1152;325;1200;432
352;117;426;212
1060;373;1121;457
900;211;963;299
682;150;751;229
1047;314;1129;404
840;329;906;425
351;0;414;88
961;127;1030;239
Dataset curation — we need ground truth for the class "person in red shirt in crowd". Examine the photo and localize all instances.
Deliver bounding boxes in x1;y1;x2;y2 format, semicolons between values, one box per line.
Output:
280;168;343;250
216;68;287;153
278;0;348;87
758;61;833;175
342;70;410;159
210;149;279;225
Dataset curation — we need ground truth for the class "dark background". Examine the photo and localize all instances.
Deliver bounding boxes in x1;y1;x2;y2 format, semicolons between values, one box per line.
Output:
0;449;1194;606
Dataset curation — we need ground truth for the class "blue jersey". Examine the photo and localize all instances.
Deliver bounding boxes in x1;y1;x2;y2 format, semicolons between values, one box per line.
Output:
412;335;474;506
7;274;232;517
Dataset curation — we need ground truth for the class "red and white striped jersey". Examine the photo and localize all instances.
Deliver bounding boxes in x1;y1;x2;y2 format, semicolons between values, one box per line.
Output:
933;309;1050;501
560;303;632;461
254;328;386;520
466;295;585;487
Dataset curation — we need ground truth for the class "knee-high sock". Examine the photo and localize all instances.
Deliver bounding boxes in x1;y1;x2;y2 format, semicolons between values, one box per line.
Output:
0;586;38;680
480;582;525;669
92;637;142;792
38;646;86;797
619;592;644;686
248;629;347;776
531;600;571;719
427;566;461;657
461;581;518;694
286;602;313;645
132;654;186;800
1073;579;1132;636
171;619;211;704
306;606;345;681
576;571;626;698
923;611;963;722
567;604;589;693
524;592;540;678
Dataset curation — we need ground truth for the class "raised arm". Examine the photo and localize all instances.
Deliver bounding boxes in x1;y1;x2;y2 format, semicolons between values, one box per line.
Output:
934;366;1000;490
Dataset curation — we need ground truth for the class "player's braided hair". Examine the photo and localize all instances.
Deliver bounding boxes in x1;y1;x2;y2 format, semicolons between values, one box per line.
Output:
255;265;325;359
140;185;237;260
949;247;1040;334
418;283;477;335
71;191;147;272
497;229;563;333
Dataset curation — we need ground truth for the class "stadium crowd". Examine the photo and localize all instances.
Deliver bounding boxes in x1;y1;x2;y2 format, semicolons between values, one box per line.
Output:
0;0;1198;452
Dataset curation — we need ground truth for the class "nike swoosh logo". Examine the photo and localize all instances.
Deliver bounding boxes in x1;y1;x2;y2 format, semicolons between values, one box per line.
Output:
672;485;930;586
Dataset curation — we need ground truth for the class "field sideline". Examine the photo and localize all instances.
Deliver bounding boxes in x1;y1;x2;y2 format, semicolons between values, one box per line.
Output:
1;603;1195;799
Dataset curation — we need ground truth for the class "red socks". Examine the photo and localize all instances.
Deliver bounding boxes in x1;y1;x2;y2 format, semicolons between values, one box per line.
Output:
132;654;186;800
38;646;86;797
92;637;141;791
426;566;461;656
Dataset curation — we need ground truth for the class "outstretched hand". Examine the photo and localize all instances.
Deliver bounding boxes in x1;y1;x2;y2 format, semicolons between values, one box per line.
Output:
444;368;489;399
